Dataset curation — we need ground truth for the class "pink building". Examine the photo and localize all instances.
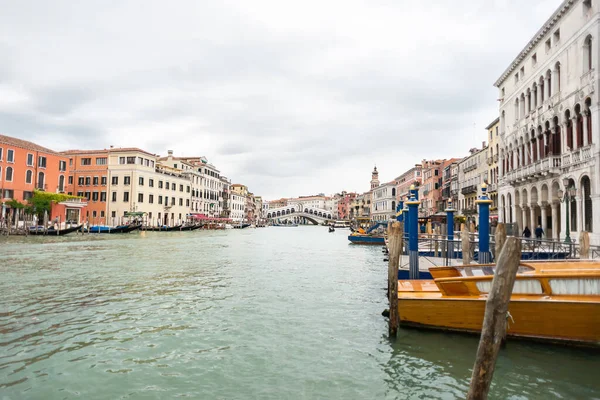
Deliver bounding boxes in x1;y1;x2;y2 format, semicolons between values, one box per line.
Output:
337;192;356;220
395;165;422;202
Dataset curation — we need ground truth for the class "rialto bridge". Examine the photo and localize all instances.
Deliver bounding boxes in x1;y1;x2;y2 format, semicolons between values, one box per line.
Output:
266;204;333;225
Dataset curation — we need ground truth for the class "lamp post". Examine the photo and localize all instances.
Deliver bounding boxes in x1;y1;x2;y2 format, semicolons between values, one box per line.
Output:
559;177;576;244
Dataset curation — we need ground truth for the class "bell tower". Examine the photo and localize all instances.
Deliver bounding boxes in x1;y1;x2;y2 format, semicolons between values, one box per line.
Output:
370;165;380;190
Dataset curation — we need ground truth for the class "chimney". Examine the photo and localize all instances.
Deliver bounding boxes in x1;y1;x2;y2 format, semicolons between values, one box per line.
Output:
168;150;173;157
110;145;114;149
482;141;486;149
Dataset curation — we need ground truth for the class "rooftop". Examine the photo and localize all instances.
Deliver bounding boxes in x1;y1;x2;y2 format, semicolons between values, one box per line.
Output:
0;134;61;155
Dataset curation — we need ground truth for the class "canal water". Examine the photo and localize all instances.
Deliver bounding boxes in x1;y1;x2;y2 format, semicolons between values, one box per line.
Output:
0;226;598;399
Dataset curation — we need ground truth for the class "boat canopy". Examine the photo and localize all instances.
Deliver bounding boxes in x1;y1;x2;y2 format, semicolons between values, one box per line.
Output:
124;211;146;217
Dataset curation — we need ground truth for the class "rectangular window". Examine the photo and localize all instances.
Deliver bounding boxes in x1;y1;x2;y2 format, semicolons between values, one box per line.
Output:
553;29;560;43
27;154;34;166
531;53;537;66
85;191;91;201
7;149;14;162
85;177;91;186
180;184;184;192
23;191;33;200
101;176;107;185
158;181;163;189
164;197;168;206
158;195;163;205
124;176;131;185
100;192;107;202
81;157;91;166
92;192;99;201
68;176;73;184
38;156;47;168
123;191;129;202
112;176;118;185
138;193;144;203
520;66;524;77
172;197;175;205
186;199;190;207
93;176;99;185
186;186;190;193
0;148;2;160
96;157;107;165
149;179;154;187
111;211;116;218
100;211;105;218
139;177;144;186
174;163;178;169
112;192;117;202
119;157;126;165
545;38;551;53
69;158;72;166
149;194;154;204
78;177;85;185
126;157;135;164
92;210;97;218
179;198;183;206
165;182;170;190
77;191;84;197
172;185;176;192
59;160;66;171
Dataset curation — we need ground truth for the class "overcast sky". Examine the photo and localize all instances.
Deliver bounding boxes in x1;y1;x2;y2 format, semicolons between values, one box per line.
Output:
0;0;560;199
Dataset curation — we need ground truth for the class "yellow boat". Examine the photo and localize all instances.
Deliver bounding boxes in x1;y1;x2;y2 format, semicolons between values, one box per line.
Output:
397;260;600;346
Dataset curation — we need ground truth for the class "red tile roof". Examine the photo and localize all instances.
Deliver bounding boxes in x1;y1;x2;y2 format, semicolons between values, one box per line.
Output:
0;134;61;155
62;147;157;157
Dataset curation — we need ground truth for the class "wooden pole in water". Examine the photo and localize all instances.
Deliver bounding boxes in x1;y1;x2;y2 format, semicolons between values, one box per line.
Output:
579;231;590;259
494;223;507;262
387;221;403;337
462;223;471;265
466;237;522;400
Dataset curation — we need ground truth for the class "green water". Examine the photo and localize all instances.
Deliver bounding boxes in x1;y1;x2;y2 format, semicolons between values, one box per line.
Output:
0;227;598;399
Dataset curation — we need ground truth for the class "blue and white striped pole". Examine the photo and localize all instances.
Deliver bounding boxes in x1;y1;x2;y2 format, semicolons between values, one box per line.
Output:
477;183;493;264
445;199;455;260
406;185;420;279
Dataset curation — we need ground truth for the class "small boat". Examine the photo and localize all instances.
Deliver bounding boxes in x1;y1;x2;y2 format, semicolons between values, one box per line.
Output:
179;225;197;231
348;233;385;244
28;224;83;236
224;224;233;229
332;220;351;228
273;223;298;227
85;225;127;234
329;226;335;233
397;260;600;346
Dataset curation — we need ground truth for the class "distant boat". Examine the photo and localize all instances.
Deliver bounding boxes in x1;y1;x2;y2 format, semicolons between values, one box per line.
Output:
84;225;127;234
142;225;183;232
273;223;298;227
28;224;83;236
333;220;350;228
329;226;335;233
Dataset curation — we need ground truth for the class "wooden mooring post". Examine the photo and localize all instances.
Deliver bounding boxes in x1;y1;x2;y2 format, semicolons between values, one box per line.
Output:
580;231;590;259
462;223;471;265
387;221;403;337
466;237;522;400
494;223;507;261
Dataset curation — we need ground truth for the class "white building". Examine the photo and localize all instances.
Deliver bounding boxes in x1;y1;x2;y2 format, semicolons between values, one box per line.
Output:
496;0;598;244
158;151;202;213
371;181;397;222
179;156;224;217
457;145;488;218
106;148;190;226
230;192;246;222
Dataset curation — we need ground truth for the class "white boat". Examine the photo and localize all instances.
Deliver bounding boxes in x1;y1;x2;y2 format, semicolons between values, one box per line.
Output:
224;224;233;229
332;220;351;228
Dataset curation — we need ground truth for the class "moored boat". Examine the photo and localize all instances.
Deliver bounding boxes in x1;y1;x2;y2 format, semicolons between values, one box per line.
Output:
28;224;83;236
143;225;183;232
397;260;600;346
348;233;385;244
84;225;127;234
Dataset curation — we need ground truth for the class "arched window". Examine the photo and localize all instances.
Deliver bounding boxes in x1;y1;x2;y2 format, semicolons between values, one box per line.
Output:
38;172;45;189
26;170;33;184
586;97;593;144
58;175;65;192
565;110;573;150
582;175;593;232
555;62;561;92
391;188;396;197
6;166;13;181
584;35;593;72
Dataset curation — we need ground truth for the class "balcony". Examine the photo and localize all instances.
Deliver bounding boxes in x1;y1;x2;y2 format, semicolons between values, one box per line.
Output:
463;164;477;173
487;157;493;166
488;183;497;192
562;145;593;168
505;155;563;185
493;154;498;163
461;185;477;195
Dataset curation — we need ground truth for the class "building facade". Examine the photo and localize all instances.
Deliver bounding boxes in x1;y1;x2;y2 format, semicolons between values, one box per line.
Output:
371;181;397;221
0;134;68;205
458;146;488;219
485;117;501;211
395;165;422;202
496;0;599;243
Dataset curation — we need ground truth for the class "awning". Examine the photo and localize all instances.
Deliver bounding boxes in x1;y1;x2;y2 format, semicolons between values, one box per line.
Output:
125;211;146;217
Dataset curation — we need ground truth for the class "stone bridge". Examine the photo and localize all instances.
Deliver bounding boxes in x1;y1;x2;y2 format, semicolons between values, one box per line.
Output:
267;205;333;225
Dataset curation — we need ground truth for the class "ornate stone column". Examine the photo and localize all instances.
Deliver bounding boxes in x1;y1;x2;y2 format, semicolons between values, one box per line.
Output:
530;205;536;231
522;207;528;231
576;196;583;236
541;202;548;239
583;111;590;146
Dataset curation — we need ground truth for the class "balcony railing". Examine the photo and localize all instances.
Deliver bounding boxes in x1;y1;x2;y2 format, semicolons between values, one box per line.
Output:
461;185;477;195
463;164;477;173
505;154;563;184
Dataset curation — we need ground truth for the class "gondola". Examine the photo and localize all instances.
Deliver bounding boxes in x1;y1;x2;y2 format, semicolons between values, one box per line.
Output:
142;225;183;232
118;224;142;233
328;226;335;233
28;224;83;236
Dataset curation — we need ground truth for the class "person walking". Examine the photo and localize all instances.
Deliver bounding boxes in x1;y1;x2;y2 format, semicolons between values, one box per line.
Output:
535;225;544;240
523;226;531;238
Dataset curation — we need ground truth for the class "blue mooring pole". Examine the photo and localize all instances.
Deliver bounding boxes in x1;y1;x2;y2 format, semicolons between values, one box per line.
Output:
477;183;492;264
445;199;455;260
406;185;420;279
396;201;404;223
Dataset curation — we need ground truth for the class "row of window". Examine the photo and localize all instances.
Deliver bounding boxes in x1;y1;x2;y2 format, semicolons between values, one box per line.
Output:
0;148;67;171
118;156;156;168
0;167;57;188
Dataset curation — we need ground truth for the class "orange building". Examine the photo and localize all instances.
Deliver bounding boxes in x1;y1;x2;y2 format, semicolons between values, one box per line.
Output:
0;134;68;204
62;149;109;224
